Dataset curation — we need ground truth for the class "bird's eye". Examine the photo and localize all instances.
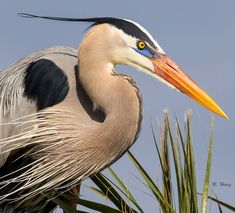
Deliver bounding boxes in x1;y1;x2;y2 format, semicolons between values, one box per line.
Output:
137;41;146;50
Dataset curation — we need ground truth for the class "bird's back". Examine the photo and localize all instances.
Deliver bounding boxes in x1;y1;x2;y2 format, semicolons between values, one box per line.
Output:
0;46;79;212
0;46;78;167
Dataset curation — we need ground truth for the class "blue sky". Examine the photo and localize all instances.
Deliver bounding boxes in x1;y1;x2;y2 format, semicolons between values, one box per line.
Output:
1;0;235;212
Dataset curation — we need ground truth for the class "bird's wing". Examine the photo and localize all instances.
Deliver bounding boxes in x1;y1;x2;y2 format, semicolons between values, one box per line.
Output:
0;46;78;167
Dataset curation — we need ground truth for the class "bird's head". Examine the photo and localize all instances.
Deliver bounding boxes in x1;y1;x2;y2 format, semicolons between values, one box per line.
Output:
18;14;228;119
80;17;227;119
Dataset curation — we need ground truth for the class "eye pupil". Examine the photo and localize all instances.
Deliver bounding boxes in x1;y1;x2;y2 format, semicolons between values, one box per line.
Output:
137;41;146;50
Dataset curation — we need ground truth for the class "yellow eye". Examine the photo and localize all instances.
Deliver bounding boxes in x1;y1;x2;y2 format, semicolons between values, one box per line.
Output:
137;41;146;50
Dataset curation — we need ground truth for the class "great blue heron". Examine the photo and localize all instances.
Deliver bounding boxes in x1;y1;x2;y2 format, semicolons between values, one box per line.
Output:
0;13;227;212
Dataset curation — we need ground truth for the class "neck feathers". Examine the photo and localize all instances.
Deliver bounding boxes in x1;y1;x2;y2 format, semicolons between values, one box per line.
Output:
77;27;143;163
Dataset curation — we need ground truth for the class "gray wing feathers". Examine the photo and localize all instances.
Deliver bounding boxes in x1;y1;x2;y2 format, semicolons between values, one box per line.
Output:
0;46;77;167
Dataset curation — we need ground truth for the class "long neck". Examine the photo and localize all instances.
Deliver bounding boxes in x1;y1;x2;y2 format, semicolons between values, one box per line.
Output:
77;25;142;161
6;27;144;193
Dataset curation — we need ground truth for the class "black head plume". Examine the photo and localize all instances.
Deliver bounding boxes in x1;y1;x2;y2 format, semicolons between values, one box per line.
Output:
18;13;119;25
18;13;156;48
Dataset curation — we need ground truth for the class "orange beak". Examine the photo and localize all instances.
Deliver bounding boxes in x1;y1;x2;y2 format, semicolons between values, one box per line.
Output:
151;53;228;119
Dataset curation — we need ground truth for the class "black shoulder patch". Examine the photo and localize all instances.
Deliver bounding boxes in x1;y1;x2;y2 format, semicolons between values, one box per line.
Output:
23;59;69;110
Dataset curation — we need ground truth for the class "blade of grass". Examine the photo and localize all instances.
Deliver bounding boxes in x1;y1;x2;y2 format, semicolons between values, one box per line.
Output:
207;195;235;211
59;191;121;213
127;151;172;212
151;120;175;212
198;192;235;212
185;113;198;213
175;117;190;213
165;114;182;212
200;116;214;213
77;198;121;213
91;173;136;213
214;194;223;213
83;184;108;198
161;114;173;212
108;167;144;213
151;121;169;200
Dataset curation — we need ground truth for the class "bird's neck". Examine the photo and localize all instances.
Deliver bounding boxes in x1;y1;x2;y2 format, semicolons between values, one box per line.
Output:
78;44;142;161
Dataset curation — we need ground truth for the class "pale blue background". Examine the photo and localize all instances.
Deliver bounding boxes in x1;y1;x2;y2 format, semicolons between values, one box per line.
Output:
0;0;234;212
